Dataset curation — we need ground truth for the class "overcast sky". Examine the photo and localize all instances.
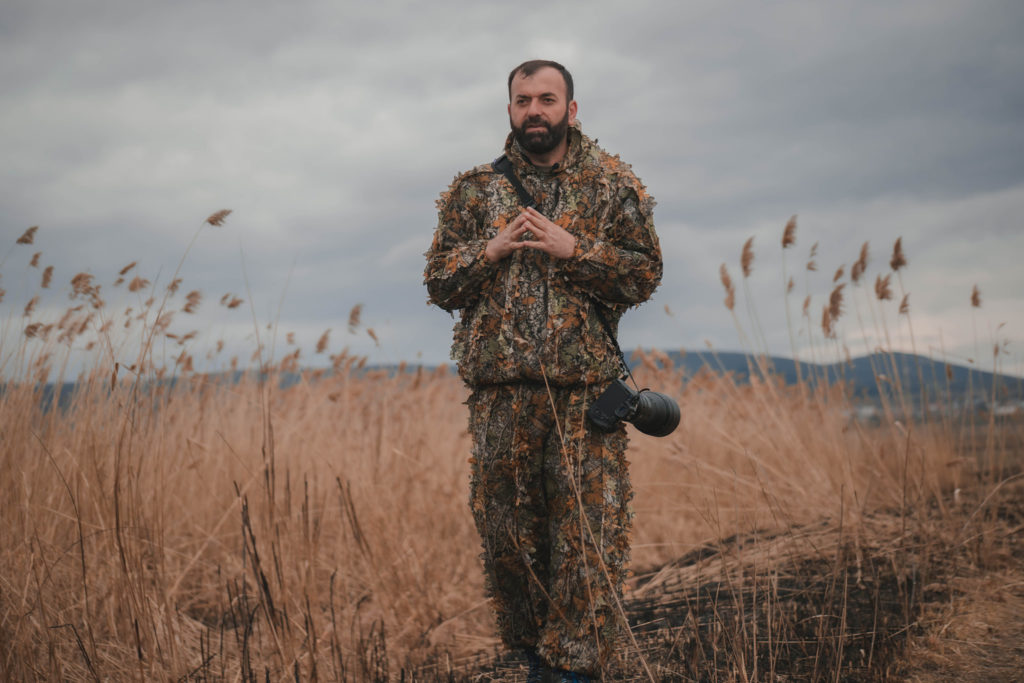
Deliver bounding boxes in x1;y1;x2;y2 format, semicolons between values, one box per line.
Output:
2;0;1022;377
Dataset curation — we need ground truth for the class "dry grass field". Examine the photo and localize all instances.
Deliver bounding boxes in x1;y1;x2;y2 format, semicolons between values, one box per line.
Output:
2;218;1021;681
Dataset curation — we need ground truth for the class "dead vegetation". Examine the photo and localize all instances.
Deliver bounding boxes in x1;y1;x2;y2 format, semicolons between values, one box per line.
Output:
1;218;1021;681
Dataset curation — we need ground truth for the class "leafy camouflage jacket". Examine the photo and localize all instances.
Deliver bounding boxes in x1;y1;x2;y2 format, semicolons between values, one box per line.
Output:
424;124;662;387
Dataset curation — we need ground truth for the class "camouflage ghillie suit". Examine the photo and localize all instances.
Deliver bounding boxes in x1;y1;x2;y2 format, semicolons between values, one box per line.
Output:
424;123;661;677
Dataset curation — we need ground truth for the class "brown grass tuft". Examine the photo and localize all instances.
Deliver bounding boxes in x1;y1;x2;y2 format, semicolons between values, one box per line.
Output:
781;215;797;248
42;265;54;289
719;263;736;311
832;265;844;283
30;251;41;267
828;283;845;321
875;273;893;301
741;237;754;277
851;242;869;284
16;225;38;244
348;304;363;333
205;209;232;227
23;296;39;316
890;237;907;271
128;276;150;293
821;304;835;338
183;290;202;314
899;293;910;315
316;329;330;354
119;261;138;276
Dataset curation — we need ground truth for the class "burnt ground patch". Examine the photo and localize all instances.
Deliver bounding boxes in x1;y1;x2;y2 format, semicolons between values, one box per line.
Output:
398;478;1023;682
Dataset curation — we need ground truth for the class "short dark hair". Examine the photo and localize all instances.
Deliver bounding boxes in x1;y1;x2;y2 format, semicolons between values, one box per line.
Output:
507;60;574;102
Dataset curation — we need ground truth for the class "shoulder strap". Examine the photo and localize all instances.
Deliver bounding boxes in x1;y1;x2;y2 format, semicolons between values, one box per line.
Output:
492;155;538;209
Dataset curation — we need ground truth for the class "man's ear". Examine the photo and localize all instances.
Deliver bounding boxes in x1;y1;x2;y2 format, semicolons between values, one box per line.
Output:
568;100;578;126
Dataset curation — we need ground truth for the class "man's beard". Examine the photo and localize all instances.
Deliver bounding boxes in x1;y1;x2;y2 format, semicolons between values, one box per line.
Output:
511;108;570;155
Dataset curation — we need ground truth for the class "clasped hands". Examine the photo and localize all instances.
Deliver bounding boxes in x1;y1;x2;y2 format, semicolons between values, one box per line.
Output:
485;207;576;263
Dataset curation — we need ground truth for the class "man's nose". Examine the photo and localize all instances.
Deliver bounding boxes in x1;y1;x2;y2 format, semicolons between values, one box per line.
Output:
526;99;544;117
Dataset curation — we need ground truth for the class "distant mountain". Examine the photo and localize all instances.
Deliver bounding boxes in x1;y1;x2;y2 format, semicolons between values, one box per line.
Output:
647;350;1024;406
22;351;1023;413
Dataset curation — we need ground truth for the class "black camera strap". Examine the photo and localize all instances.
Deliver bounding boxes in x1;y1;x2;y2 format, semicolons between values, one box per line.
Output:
492;154;636;385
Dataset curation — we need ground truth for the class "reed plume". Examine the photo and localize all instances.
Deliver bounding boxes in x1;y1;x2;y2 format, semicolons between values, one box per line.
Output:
16;226;37;244
851;242;869;284
875;274;893;301
719;263;736;311
971;284;981;308
205;209;232;227
129;277;150;293
348;304;363;333
741;237;754;277
890;237;907;271
316;329;330;354
30;252;41;267
42;266;54;288
828;283;845;321
183;290;201;314
781;215;797;248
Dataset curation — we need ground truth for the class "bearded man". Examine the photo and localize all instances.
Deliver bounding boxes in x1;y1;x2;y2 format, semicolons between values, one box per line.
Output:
424;59;662;681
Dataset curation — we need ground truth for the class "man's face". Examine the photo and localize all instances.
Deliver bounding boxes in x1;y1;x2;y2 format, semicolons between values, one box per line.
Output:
508;66;578;156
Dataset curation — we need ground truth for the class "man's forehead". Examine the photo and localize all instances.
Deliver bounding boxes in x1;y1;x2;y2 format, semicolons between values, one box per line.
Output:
510;67;568;99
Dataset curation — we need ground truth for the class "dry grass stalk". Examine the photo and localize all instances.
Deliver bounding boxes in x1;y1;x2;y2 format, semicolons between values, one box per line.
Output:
971;284;982;308
832;265;844;283
316;329;330;353
3;217;1017;682
119;261;138;276
30;251;41;267
41;265;54;288
899;293;910;315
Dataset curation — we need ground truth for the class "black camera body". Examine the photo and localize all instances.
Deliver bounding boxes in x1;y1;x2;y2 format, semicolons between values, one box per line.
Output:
588;378;680;437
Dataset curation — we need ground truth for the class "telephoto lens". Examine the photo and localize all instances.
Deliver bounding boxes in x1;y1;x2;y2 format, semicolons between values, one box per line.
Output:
630;390;680;437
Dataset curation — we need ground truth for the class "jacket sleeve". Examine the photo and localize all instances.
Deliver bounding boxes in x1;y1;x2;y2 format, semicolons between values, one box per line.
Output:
559;179;662;306
423;176;499;312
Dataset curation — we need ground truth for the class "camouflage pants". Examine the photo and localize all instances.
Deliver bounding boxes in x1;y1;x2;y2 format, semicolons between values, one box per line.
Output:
467;382;632;677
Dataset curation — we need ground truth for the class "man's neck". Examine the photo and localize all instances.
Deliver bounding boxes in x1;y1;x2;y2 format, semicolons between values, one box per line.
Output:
522;138;568;169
